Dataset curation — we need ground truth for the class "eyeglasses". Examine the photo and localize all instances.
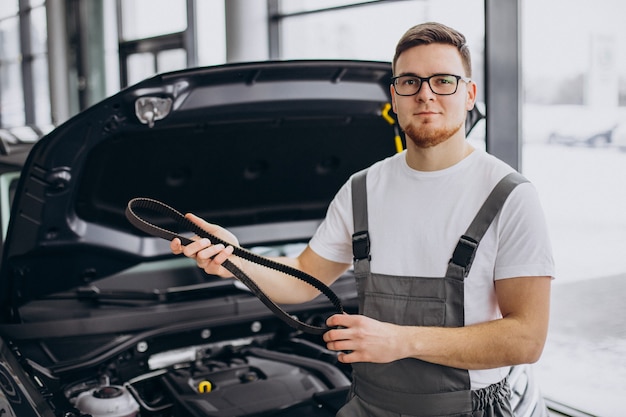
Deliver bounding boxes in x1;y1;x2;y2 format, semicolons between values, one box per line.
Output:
391;74;471;96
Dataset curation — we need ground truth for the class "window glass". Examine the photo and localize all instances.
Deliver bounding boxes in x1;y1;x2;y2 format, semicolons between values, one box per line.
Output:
120;0;187;40
280;0;367;14
522;0;625;415
30;6;47;55
0;62;25;127
127;53;156;86
0;0;18;19
0;15;24;127
281;0;483;66
157;48;187;73
30;4;50;126
32;56;51;125
103;0;121;97
195;0;226;66
280;0;485;143
0;17;20;60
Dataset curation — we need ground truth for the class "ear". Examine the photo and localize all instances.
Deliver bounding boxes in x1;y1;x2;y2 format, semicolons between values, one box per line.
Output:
390;84;398;113
466;81;477;111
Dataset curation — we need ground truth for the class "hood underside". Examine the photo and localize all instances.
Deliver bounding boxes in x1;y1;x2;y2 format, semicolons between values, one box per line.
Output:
0;60;399;310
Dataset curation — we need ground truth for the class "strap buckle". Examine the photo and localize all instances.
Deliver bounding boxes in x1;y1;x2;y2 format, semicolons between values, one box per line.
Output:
352;230;371;261
450;235;479;272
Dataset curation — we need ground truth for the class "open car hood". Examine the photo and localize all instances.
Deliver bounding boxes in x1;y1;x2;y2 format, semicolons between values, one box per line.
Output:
0;60;402;313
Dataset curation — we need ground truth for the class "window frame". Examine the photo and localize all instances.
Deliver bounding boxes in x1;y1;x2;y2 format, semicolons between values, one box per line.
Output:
116;0;197;89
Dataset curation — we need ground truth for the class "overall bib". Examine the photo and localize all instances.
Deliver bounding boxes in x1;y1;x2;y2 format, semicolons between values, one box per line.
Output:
337;170;527;417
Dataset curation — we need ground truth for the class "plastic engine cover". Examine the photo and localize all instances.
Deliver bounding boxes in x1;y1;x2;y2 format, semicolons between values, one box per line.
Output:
162;356;330;417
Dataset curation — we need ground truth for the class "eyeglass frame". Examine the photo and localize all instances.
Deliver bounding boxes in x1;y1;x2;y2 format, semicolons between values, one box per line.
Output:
390;74;472;96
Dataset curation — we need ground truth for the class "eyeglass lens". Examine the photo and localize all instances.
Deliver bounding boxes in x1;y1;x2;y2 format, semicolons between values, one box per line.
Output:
394;75;459;96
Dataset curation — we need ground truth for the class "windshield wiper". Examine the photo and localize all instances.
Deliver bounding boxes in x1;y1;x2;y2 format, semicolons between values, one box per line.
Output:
56;280;243;305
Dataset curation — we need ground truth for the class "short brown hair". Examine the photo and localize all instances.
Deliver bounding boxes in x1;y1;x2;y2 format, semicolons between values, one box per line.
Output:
392;22;472;77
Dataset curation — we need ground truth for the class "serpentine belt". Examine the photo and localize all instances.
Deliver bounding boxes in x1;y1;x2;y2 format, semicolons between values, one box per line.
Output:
125;197;343;335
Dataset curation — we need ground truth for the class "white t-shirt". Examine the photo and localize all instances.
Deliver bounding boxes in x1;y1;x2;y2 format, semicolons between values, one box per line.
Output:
309;149;555;389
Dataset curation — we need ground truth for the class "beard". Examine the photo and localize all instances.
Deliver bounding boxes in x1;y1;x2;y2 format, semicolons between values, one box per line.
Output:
403;119;464;149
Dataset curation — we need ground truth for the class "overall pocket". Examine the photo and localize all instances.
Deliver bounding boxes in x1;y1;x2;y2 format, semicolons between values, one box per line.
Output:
356;274;447;327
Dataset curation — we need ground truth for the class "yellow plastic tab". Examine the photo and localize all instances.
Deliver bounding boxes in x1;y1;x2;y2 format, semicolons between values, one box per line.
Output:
394;129;403;153
198;380;212;393
381;102;395;125
381;103;403;153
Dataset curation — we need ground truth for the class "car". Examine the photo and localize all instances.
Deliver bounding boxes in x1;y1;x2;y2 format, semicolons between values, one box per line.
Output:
0;60;547;417
552;129;614;147
547;126;615;147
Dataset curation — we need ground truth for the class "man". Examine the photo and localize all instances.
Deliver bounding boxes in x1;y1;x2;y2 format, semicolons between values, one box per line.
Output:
171;22;554;417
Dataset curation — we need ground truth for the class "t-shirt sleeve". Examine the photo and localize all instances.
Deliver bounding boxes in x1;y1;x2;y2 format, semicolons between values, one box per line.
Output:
309;180;355;265
494;182;556;280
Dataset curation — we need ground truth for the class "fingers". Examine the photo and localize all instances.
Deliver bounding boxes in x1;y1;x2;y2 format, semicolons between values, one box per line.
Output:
323;314;401;364
180;238;207;258
323;314;355;361
211;244;235;265
169;212;241;278
185;213;229;240
184;213;240;247
326;313;351;329
324;331;356;363
185;212;211;228
170;237;183;254
194;241;233;267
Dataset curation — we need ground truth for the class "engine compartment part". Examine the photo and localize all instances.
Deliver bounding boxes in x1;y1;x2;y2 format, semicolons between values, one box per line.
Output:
63;333;351;417
162;355;329;416
73;385;139;417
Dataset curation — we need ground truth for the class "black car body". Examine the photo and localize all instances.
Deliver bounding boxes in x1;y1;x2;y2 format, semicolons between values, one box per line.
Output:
0;60;546;417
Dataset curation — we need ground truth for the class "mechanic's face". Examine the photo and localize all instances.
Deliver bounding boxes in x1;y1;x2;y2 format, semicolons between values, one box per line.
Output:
391;43;476;149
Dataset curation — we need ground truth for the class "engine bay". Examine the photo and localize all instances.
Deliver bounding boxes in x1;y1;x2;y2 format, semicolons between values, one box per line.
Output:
62;333;351;417
30;319;351;417
8;282;356;417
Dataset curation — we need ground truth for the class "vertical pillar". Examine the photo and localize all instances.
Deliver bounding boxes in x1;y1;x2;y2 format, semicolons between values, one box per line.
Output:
19;0;35;124
485;0;521;170
46;0;71;125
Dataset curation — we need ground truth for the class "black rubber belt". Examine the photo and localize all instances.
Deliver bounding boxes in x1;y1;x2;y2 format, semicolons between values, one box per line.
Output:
125;197;343;335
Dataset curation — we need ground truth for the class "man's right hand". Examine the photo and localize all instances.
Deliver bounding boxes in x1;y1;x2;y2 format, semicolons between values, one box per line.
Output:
170;213;242;278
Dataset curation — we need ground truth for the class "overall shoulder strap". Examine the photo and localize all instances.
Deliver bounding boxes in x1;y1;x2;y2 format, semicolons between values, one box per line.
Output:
447;171;529;279
351;169;371;265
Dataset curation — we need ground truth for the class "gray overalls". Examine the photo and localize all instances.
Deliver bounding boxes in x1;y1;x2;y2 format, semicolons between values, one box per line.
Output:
338;170;527;417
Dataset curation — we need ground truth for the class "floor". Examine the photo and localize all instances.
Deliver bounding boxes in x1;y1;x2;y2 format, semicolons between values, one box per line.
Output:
535;274;626;417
